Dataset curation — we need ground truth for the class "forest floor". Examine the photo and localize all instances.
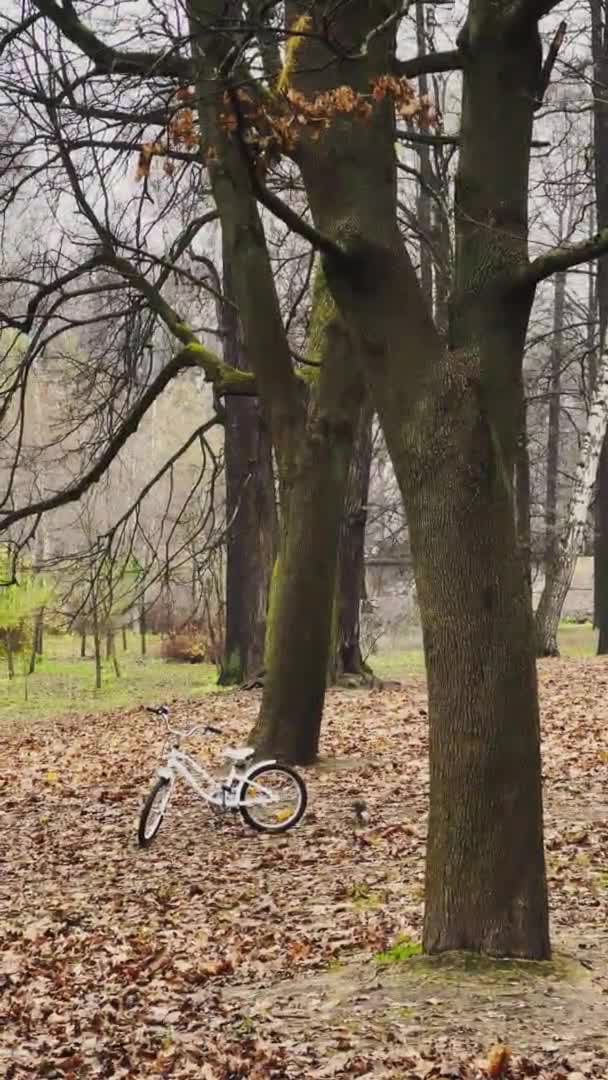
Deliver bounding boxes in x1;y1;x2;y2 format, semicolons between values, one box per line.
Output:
2;657;608;1079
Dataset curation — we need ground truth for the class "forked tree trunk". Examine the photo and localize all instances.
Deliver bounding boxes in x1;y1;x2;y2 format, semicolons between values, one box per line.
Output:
334;400;373;679
293;0;549;956
535;353;608;656
219;249;276;686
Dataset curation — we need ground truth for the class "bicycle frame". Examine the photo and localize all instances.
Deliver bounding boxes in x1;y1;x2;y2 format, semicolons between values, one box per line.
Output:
156;745;281;810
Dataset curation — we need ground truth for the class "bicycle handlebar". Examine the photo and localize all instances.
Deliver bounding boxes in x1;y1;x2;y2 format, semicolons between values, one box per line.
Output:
144;706;222;739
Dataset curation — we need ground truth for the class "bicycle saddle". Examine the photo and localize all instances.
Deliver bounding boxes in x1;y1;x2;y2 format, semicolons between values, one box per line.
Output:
223;745;255;763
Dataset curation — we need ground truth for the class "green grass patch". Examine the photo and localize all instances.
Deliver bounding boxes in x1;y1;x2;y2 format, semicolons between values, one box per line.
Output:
375;935;422;965
556;623;598;657
0;632;220;725
371;648;425;681
372;620;599;682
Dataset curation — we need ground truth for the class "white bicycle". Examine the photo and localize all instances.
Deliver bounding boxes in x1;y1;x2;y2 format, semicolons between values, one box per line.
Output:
138;705;307;847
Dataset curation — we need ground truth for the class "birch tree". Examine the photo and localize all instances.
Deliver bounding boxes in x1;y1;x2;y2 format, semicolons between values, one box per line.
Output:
535;349;608;653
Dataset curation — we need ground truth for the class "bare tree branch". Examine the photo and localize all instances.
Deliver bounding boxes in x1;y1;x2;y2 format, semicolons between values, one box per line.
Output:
30;0;193;79
0;346;253;534
521;228;608;287
396;49;462;79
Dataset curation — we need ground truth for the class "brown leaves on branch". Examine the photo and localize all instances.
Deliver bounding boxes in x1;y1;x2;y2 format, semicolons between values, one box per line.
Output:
135;76;438;180
135;87;199;179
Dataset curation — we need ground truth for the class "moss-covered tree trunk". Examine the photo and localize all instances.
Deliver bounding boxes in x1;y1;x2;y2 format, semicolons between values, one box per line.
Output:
252;277;365;762
293;0;549;955
219;251;276;686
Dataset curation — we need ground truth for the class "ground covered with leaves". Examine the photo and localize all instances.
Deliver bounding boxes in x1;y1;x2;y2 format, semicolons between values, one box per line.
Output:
2;659;608;1079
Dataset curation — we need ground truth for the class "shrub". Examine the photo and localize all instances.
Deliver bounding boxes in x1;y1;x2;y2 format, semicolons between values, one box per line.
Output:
160;626;206;663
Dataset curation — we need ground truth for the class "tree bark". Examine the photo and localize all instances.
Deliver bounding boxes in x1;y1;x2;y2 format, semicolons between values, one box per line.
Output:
218;246;276;686
80;628;87;658
293;0;549;956
535;353;608;656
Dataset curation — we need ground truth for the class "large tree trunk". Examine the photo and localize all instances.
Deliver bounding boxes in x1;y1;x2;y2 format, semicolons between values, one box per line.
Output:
252;273;365;762
535;352;608;655
219;249;276;686
293;0;549;956
591;0;608;653
334;399;373;679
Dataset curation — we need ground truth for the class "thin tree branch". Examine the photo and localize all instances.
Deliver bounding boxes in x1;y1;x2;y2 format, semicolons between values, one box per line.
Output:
395;49;462;79
520;228;608;287
0;12;41;59
534;20;567;109
0;348;253;534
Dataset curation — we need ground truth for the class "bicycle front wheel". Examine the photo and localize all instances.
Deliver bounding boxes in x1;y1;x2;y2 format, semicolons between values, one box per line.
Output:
138;777;171;848
239;763;307;834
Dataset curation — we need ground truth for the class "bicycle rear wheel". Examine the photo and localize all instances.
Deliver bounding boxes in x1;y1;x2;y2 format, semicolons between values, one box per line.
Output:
138;777;171;848
239;763;307;834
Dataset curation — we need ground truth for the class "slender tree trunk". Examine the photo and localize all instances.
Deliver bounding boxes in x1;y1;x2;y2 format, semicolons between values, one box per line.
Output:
28;642;36;675
591;0;608;652
80;629;86;658
535;353;608;655
6;631;15;680
516;397;532;591
294;0;549;956
334;400;374;678
93;604;102;690
35;609;44;656
122;626;128;652
139;603;147;656
544;271;565;566
219;247;276;686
